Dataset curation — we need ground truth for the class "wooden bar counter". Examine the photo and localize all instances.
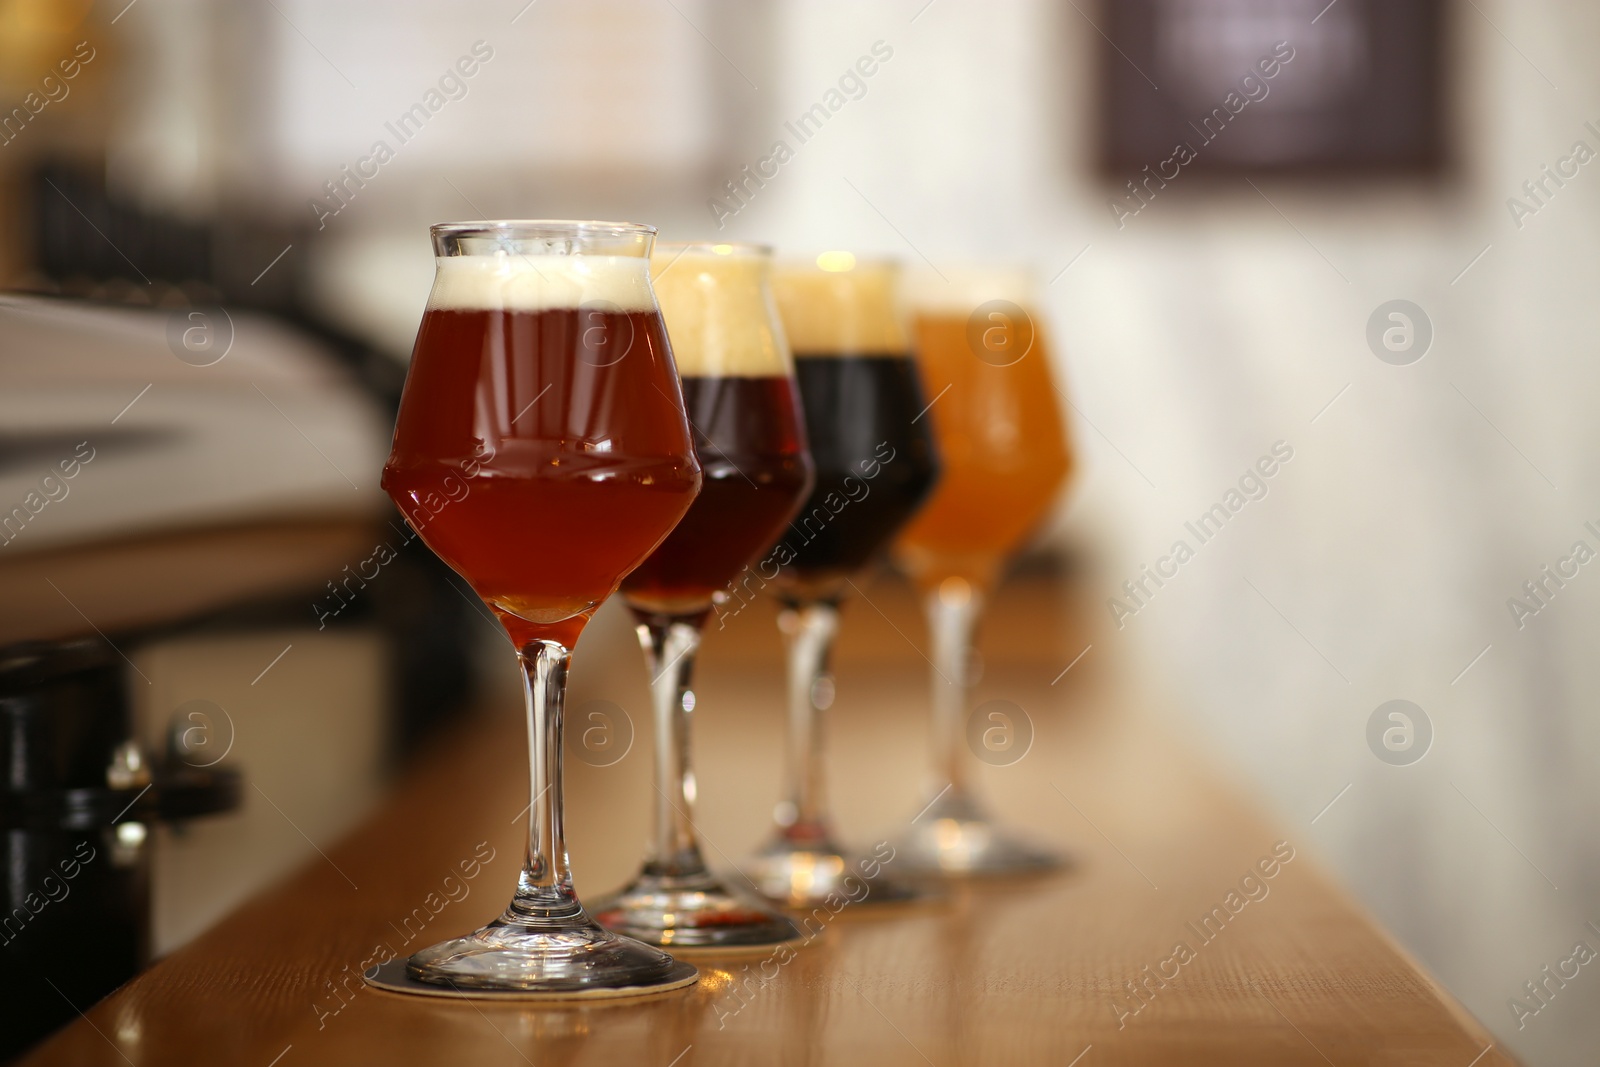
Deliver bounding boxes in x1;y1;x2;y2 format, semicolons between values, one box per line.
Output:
19;572;1515;1066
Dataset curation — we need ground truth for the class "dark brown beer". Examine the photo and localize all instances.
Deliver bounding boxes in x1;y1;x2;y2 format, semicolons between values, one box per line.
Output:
776;355;938;593
621;375;811;617
767;260;939;601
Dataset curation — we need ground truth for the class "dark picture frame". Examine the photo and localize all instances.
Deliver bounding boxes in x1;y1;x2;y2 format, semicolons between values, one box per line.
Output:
1097;0;1447;177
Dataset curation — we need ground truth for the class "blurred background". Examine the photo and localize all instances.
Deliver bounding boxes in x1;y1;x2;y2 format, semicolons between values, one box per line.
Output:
1;0;1597;1062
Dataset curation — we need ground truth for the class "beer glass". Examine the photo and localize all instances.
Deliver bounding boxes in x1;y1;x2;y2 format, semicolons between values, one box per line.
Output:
379;221;702;995
593;243;814;949
891;268;1074;876
747;254;940;907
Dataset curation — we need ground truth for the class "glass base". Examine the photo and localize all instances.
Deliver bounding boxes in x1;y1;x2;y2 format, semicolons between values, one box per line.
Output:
403;911;697;995
746;828;932;908
894;789;1065;878
591;869;803;951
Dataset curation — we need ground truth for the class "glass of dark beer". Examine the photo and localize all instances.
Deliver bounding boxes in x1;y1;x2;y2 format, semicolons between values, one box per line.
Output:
745;253;941;907
591;242;814;949
379;221;702;995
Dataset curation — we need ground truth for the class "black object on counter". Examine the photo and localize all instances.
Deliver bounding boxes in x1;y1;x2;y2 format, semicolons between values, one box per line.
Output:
0;639;240;1062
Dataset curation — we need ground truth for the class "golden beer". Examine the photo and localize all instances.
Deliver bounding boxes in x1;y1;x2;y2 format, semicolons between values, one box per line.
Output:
889;268;1076;877
893;273;1073;593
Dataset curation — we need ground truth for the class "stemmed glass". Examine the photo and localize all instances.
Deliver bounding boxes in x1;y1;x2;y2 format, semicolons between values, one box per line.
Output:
746;254;941;907
376;220;703;995
591;242;814;948
891;268;1074;876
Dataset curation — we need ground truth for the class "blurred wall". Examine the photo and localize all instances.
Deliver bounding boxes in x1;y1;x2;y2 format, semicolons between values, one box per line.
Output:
730;5;1600;1062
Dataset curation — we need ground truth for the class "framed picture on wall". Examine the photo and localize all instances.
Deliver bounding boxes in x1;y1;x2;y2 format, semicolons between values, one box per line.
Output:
1097;0;1447;176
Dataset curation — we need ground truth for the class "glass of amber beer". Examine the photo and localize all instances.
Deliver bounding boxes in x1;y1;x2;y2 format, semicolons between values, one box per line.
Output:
379;221;702;995
746;253;940;907
591;243;814;949
891;268;1074;876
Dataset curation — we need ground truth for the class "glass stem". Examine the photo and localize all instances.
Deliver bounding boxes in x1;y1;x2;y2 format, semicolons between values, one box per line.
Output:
509;639;582;922
928;588;982;798
636;618;708;878
776;601;839;841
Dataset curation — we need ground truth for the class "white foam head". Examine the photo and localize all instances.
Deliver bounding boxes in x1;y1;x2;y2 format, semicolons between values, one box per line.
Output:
428;253;655;312
770;257;909;355
651;245;791;378
904;266;1040;315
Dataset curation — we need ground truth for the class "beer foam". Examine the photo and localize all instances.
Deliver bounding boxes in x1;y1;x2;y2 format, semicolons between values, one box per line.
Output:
651;248;791;378
904;266;1039;315
770;260;910;355
428;254;655;312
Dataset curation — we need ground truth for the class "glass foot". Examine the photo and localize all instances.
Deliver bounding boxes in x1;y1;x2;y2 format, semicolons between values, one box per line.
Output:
746;829;932;908
591;869;803;951
895;789;1065;878
402;911;697;995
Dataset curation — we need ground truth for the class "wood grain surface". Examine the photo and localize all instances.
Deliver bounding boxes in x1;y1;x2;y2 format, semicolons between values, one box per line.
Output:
18;570;1518;1066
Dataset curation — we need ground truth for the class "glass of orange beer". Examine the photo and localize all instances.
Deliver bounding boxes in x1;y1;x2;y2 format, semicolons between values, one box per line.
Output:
891;268;1075;877
378;221;702;995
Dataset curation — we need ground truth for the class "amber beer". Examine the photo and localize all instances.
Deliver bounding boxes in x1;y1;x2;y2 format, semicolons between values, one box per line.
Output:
383;254;701;650
376;221;705;996
892;272;1073;592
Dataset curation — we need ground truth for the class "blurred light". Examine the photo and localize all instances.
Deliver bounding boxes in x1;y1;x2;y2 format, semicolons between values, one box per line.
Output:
711;243;735;255
810;676;835;710
0;0;91;92
816;251;856;272
117;822;147;847
698;968;736;994
939;576;972;607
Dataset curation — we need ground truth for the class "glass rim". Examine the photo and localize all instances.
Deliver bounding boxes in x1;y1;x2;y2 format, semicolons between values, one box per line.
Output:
430;219;658;241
